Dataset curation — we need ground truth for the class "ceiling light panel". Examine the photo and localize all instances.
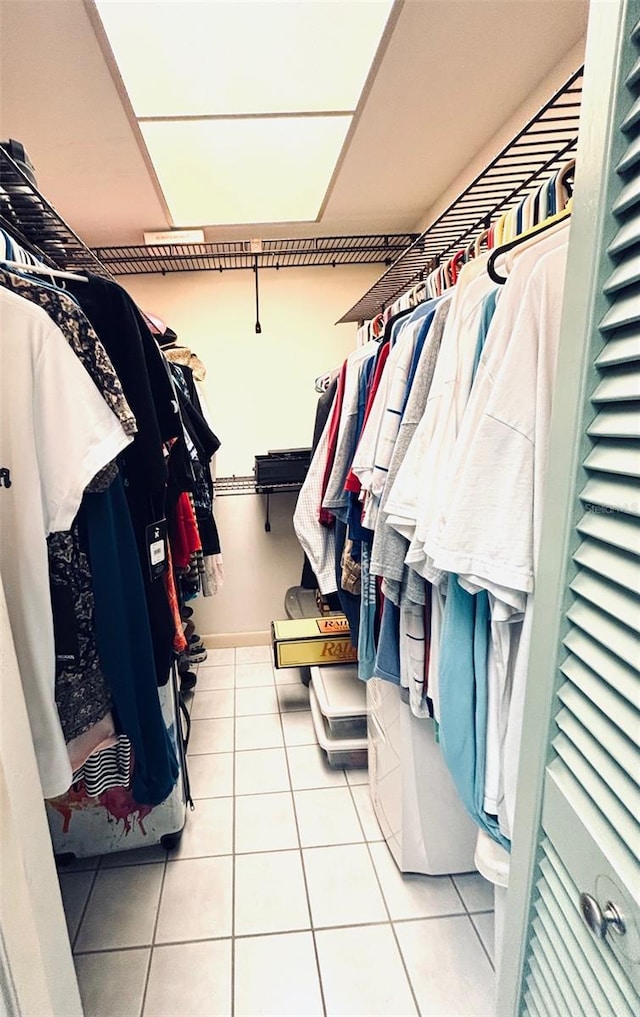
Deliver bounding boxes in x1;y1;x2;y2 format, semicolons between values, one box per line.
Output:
96;0;394;117
140;115;352;225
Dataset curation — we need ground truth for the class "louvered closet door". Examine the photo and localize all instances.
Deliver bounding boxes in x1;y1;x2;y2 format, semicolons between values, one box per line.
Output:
518;6;640;1017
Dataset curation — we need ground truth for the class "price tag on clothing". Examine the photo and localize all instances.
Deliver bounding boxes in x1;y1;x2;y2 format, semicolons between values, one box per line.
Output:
50;582;80;670
145;518;168;580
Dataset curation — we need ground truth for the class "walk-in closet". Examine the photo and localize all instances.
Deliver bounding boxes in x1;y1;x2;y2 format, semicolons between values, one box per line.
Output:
1;2;638;1017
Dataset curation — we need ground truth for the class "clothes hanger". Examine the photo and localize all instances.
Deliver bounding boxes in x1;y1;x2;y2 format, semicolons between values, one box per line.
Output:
433;265;441;296
546;171;559;217
486;205;572;285
431;264;441;296
404;282;418;308
314;367;339;393
449;250;465;285
0;224;85;283
555;158;576;209
391;295;403;315
0;258;87;282
522;191;536;233
413;280;427;304
429;260;442;297
463;237;476;264
506;207;518;242
493;212;508;247
518;199;525;233
537;179;549;223
474;227;491;258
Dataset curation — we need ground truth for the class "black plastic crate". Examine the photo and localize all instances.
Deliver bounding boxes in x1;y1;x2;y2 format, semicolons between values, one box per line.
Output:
254;448;312;490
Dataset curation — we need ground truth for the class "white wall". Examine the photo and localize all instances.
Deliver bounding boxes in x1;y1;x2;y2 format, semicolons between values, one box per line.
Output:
123;264;378;636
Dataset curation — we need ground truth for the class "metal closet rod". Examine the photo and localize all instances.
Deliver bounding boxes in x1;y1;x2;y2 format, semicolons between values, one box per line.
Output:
99;255;407;276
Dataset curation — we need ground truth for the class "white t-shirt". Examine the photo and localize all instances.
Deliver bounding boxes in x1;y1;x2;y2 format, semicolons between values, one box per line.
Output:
0;288;133;798
430;234;569;588
406;270;498;582
430;241;569;837
350;317;424;531
369;316;425;505
383;254;491;546
294;396;337;595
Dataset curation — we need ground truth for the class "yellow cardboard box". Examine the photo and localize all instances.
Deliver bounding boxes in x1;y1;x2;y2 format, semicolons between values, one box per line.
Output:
271;616;358;668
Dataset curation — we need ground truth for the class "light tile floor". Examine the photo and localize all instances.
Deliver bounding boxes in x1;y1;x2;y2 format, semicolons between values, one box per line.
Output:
60;648;495;1017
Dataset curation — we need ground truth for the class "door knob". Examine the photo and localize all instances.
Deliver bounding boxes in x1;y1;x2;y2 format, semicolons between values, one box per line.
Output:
579;893;626;940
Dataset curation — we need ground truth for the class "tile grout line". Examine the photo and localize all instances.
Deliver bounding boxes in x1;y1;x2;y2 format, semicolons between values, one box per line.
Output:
450;876;468;914
96;827;439;874
138;781;172;1014
69;907;486;960
68;650;199;966
345;779;423;1017
140;653;201;1015
75;943;165;957
68;861;101;954
66;638;495;1014
277;681;328;1017
72;653;495;1011
450;874;492;924
71;907;482;957
230;645;237;1017
469;912;496;972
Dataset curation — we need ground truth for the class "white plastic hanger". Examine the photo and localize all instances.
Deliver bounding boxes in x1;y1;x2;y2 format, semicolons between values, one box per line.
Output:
0;259;87;282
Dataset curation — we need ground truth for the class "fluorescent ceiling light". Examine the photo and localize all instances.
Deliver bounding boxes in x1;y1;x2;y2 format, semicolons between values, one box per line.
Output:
96;1;393;117
96;1;393;224
140;116;352;225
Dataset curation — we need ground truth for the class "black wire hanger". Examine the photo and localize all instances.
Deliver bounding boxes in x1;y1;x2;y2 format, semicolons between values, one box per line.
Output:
486;206;572;285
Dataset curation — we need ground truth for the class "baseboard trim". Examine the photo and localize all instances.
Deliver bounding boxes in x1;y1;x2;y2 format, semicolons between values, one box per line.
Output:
202;630;271;649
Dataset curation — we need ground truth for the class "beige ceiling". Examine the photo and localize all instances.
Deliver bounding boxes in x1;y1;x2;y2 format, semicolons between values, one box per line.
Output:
0;0;589;248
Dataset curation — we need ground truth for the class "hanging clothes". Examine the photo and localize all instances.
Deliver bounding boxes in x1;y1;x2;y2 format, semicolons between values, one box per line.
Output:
293;187;573;851
294;394;339;595
0;268;138;759
169;362;222;558
83;474;179;806
301;375;339;593
370;298;451;704
428;236;569;840
67;273;181;686
0;287;132;798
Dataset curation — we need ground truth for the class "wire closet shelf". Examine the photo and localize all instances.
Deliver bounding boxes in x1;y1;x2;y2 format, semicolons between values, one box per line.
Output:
338;66;583;324
0;147;417;278
0;148;110;277
214;475;306;497
92;234;419;275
